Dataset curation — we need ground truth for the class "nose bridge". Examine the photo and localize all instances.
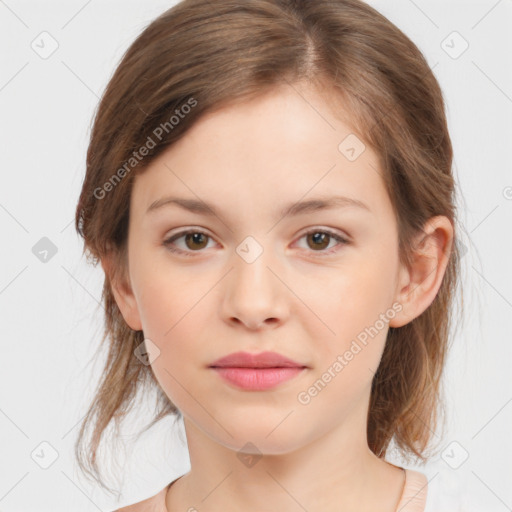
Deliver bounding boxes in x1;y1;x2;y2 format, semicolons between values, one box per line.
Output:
233;234;276;294
222;233;286;326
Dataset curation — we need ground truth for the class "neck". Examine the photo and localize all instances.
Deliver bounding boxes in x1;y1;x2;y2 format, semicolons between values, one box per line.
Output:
166;397;405;512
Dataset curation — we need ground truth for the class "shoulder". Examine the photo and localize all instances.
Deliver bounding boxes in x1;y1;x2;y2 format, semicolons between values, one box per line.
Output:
112;483;168;512
395;468;428;512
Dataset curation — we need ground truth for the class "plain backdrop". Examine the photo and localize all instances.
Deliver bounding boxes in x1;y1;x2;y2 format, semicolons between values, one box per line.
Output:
0;0;511;510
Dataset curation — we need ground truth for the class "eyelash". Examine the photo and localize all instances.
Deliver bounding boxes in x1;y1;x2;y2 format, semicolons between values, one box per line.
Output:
163;228;350;257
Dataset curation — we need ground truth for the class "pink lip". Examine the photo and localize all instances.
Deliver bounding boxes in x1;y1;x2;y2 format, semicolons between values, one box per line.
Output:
209;350;305;369
208;351;308;391
211;367;306;390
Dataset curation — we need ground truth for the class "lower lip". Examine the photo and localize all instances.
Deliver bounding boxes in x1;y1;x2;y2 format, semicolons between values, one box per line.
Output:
210;367;306;390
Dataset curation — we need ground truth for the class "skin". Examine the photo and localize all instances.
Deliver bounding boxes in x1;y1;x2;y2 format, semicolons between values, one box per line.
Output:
103;81;453;512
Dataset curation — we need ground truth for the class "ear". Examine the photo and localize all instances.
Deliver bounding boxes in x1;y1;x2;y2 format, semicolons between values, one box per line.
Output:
389;216;454;328
101;251;143;331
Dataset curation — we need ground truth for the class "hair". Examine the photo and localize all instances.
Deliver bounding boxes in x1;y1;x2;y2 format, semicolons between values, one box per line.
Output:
74;0;464;497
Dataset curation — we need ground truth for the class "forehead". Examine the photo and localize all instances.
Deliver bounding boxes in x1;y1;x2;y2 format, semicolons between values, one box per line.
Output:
131;83;390;221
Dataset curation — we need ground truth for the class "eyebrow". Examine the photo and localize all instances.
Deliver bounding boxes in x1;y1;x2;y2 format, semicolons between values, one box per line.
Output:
146;194;372;221
146;194;371;220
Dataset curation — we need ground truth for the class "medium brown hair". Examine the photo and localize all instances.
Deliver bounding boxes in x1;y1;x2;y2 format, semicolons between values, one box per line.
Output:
74;0;464;496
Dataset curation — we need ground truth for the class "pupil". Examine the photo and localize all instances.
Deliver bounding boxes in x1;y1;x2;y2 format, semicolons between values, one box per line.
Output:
309;232;329;250
187;233;207;249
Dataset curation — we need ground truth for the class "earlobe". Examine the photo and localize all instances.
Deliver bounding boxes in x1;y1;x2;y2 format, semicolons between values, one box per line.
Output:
389;216;453;328
101;253;143;332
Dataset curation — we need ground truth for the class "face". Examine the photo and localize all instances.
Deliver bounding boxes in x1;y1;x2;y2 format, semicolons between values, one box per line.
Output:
111;82;414;455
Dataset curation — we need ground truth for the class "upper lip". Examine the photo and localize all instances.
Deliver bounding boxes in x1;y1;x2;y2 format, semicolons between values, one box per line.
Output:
209;351;307;368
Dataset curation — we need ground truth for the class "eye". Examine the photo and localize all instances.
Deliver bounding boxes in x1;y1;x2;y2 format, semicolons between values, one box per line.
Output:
163;229;215;257
163;228;350;257
295;228;350;256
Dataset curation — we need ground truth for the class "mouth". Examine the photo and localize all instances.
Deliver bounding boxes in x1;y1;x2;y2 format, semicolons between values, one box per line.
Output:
208;350;307;369
209;366;307;391
208;350;308;390
209;363;307;369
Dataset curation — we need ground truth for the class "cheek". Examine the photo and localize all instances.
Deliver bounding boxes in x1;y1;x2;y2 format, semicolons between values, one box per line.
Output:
341;243;399;316
308;253;397;369
131;262;208;394
131;251;194;335
138;287;200;359
144;309;206;412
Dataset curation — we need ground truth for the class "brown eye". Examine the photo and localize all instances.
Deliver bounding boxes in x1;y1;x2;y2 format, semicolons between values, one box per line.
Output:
306;232;331;250
296;229;349;256
164;230;213;256
183;232;209;250
164;228;349;258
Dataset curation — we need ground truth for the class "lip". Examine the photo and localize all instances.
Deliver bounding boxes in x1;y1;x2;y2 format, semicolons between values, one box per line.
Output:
211;367;306;391
209;351;306;369
208;351;308;391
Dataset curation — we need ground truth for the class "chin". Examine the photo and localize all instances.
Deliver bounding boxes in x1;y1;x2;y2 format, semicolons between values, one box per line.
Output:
214;426;306;456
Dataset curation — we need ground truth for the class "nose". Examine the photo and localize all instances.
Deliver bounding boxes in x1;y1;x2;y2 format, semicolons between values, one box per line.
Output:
220;245;289;330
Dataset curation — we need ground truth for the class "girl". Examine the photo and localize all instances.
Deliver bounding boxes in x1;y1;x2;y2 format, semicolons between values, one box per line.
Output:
74;0;463;510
